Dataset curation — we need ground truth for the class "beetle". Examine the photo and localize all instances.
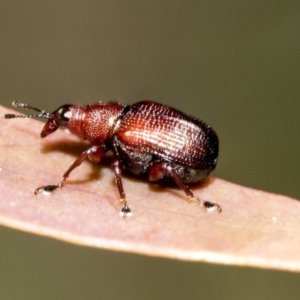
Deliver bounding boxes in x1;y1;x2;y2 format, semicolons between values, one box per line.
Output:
2;100;221;216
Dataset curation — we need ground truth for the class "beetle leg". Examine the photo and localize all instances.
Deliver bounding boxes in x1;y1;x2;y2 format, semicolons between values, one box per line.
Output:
112;158;131;216
35;145;105;195
166;165;222;212
149;163;222;212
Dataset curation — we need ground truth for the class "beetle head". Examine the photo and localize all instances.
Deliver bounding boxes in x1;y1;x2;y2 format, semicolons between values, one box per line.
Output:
2;101;78;138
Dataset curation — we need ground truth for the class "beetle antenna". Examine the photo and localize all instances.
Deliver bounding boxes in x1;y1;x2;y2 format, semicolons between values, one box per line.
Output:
1;101;50;119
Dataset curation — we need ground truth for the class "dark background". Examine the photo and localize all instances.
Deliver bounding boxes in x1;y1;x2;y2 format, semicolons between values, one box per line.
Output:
0;1;300;299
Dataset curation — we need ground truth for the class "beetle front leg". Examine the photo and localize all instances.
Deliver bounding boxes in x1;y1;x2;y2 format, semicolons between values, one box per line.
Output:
112;158;131;216
35;145;105;195
149;163;222;212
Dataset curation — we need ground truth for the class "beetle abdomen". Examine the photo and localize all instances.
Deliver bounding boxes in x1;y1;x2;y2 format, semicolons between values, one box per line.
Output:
114;101;218;170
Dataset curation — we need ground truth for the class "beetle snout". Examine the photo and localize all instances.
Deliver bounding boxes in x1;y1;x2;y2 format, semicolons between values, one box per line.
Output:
40;105;74;138
40;115;59;138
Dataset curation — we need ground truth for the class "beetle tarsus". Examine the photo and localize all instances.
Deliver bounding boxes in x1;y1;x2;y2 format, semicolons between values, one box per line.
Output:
34;184;61;195
120;205;132;217
195;197;222;212
204;201;222;212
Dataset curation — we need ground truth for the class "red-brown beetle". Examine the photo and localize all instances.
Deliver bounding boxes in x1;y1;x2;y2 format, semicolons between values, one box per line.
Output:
3;100;221;215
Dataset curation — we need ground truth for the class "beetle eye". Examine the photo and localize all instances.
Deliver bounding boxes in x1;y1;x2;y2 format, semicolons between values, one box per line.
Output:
55;105;72;127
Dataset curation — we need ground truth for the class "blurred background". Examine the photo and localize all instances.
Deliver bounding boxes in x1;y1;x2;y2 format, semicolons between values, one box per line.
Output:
0;1;300;299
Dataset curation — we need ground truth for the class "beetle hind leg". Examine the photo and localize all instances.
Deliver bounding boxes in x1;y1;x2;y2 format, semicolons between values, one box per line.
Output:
148;162;222;212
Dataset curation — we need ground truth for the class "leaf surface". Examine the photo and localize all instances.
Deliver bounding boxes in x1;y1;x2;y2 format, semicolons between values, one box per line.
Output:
1;105;300;272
